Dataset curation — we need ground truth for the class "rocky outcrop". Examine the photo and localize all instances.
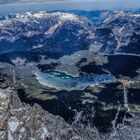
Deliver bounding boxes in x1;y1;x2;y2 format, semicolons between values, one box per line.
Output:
0;89;83;140
1;88;140;140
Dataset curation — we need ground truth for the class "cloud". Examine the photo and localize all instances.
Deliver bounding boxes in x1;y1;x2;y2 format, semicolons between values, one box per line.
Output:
0;0;65;4
0;0;139;10
0;0;18;4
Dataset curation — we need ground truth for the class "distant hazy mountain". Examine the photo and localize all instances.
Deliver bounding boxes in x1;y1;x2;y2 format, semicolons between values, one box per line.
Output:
0;10;139;59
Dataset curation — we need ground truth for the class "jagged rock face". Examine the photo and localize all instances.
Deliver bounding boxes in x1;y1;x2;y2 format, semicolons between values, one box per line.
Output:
0;87;140;140
0;11;92;55
0;89;83;140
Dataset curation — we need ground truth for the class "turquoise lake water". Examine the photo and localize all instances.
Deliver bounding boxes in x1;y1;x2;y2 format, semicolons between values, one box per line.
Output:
35;71;116;90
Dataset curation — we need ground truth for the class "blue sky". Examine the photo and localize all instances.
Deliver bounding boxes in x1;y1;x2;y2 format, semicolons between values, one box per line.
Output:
0;0;139;15
0;0;139;7
0;0;140;7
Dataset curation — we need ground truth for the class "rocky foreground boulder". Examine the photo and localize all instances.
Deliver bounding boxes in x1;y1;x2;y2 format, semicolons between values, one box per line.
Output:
0;88;140;140
0;88;82;140
0;88;101;140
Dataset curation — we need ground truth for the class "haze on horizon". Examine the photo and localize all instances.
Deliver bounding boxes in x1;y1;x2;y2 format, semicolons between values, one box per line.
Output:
0;0;140;15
